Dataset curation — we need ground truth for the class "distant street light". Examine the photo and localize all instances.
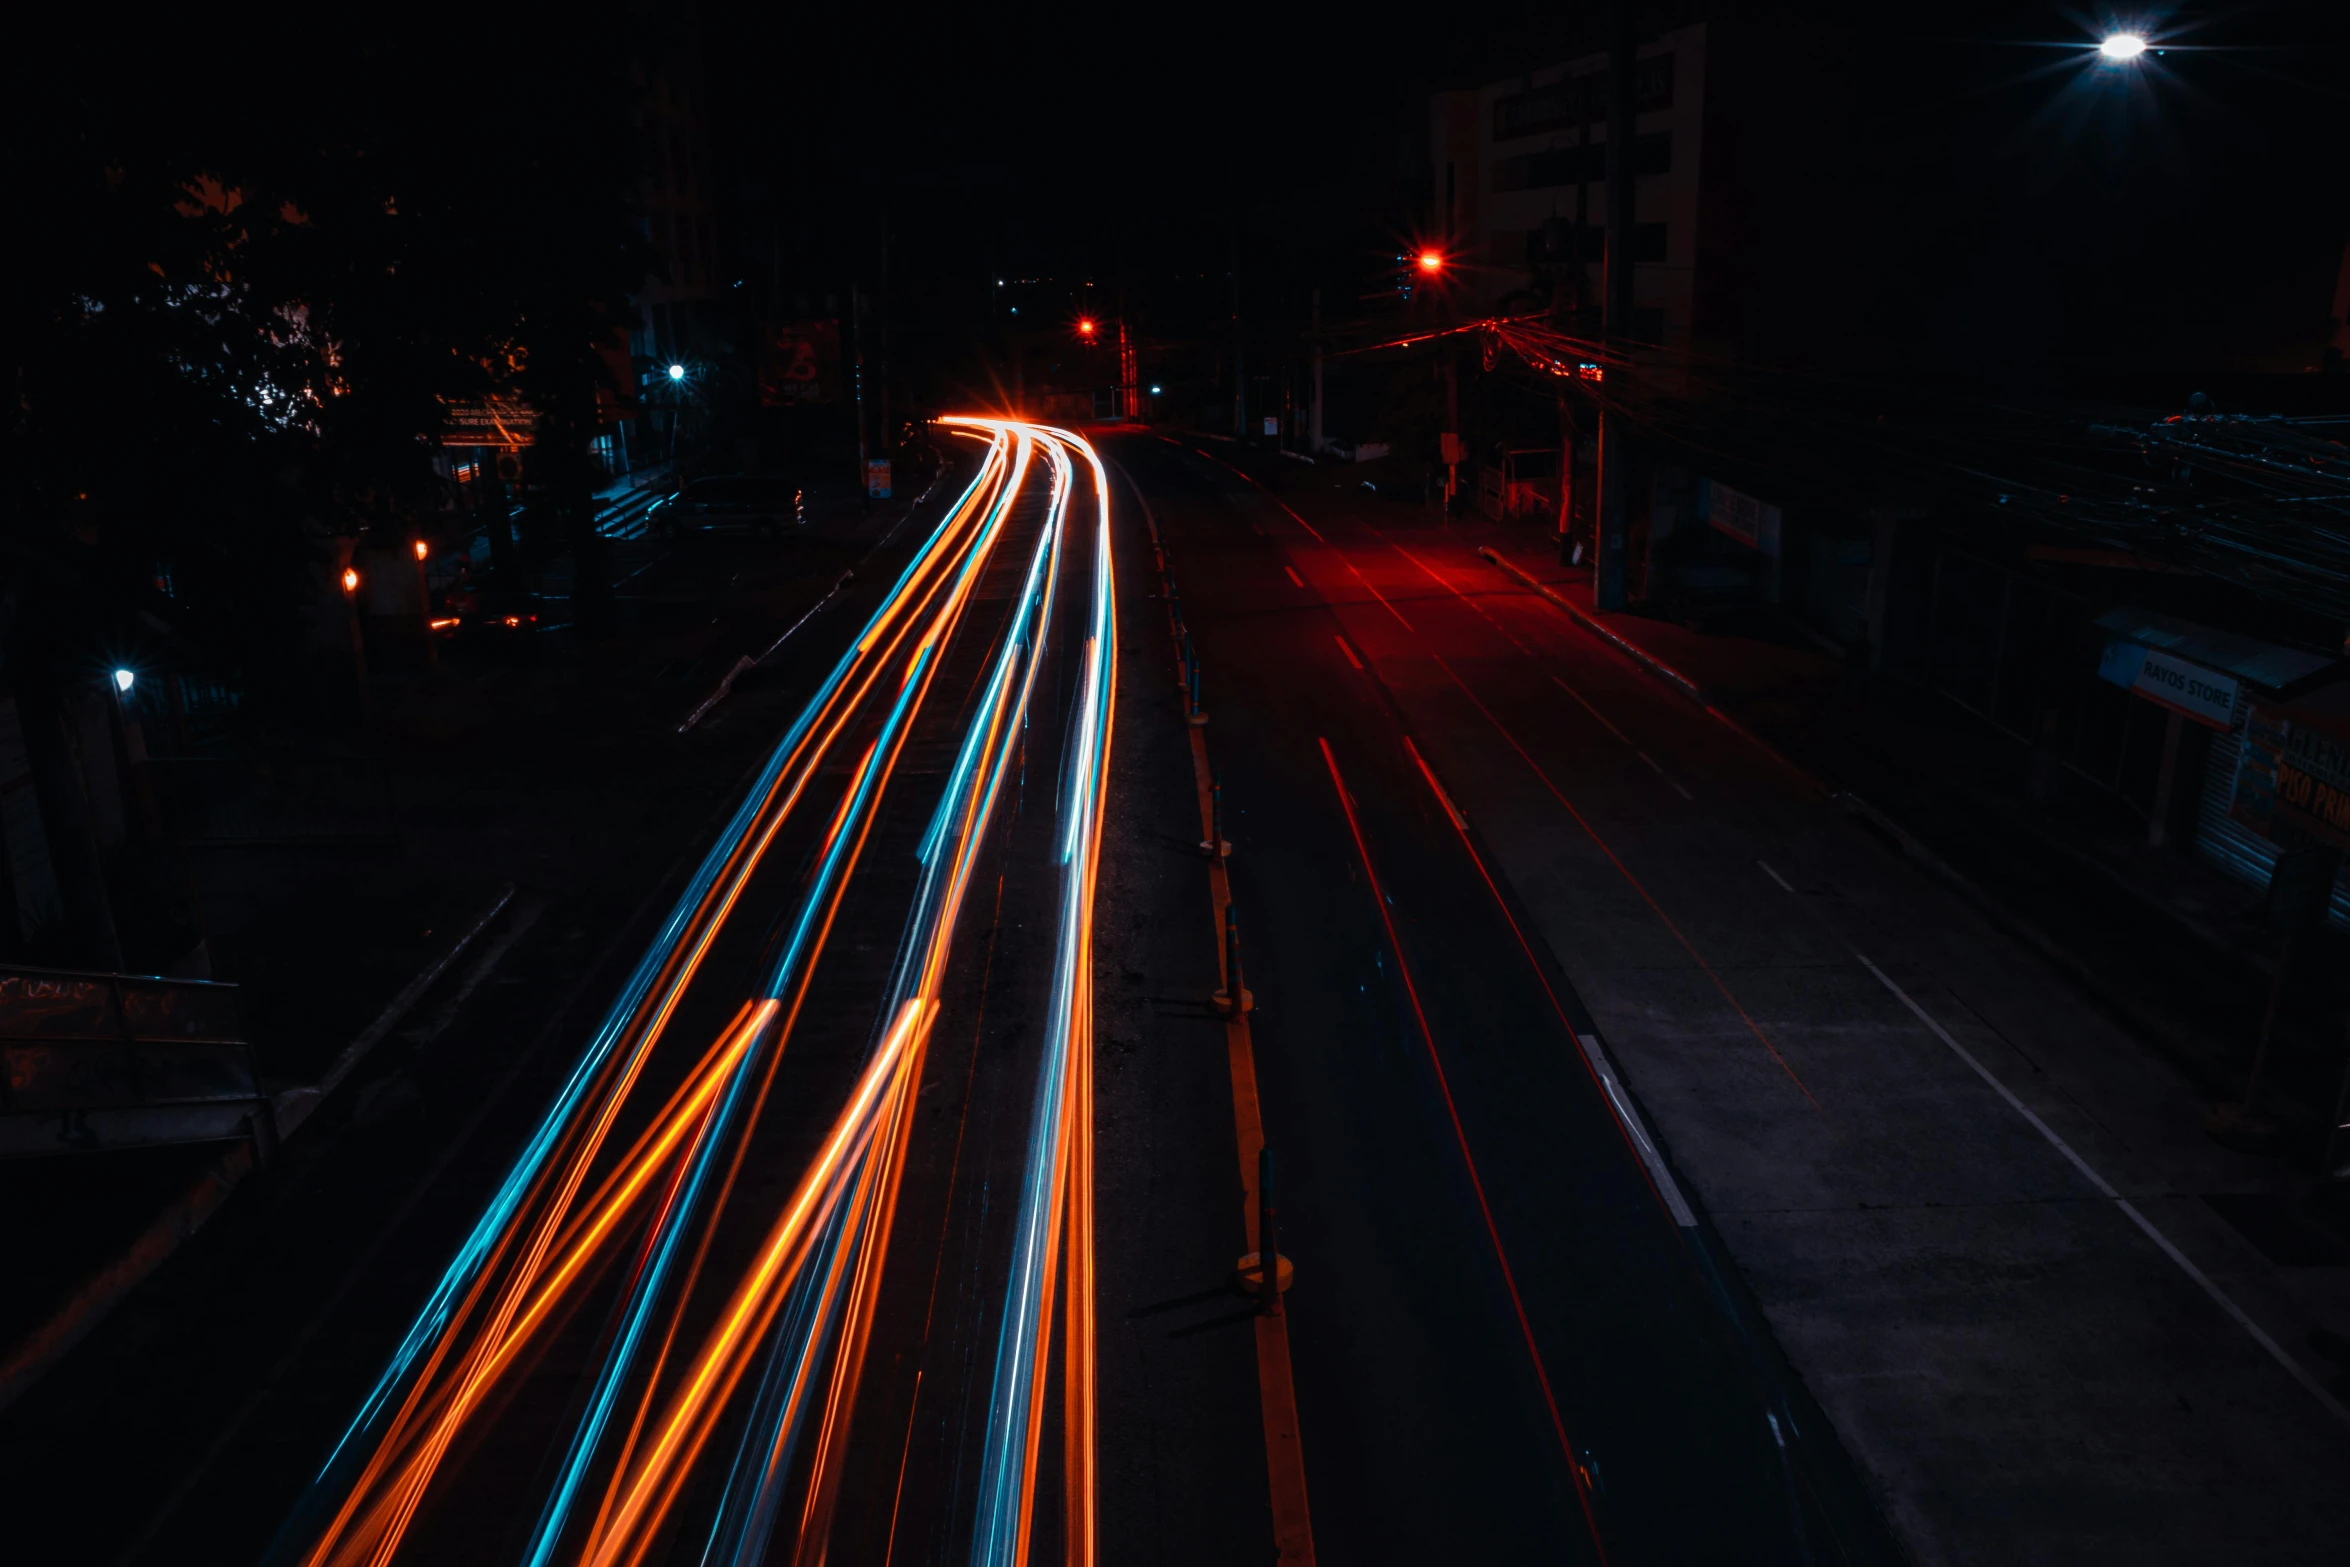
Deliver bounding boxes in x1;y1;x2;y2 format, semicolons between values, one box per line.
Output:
342;566;361;594
667;363;686;381
1077;316;1098;340
2099;33;2147;60
1417;249;1446;275
112;669;135;694
1149;384;1162;395
412;538;429;561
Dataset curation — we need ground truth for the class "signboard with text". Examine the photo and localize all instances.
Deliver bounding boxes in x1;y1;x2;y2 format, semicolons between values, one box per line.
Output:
760;319;841;406
2097;640;2238;730
441;398;538;448
1699;478;1780;558
2231;699;2350;853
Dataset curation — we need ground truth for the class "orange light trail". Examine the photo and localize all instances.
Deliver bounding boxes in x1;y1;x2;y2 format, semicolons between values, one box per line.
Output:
280;419;1118;1567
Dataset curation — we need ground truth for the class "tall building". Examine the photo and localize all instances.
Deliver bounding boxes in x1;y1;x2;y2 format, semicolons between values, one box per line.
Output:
1430;23;1707;348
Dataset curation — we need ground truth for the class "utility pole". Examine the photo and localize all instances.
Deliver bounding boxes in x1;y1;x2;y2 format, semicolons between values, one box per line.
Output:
877;216;891;465
1594;0;1637;611
1442;354;1460;513
851;280;869;508
1231;230;1246;440
1309;287;1324;454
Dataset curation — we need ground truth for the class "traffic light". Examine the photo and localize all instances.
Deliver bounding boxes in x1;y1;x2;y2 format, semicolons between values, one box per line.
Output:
1077;317;1098;341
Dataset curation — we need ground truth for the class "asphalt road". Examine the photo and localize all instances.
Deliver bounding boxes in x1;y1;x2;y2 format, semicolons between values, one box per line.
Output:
1114;428;2350;1567
1105;433;1901;1565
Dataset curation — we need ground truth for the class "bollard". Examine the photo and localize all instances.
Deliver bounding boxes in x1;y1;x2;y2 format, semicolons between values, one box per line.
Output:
1187;645;1209;726
1200;772;1230;859
1213;903;1252;1014
1258;1146;1281;1315
1236;1145;1291;1309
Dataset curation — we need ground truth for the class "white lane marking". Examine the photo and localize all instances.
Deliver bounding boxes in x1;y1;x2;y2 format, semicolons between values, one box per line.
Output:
1852;951;2350;1428
1577;1034;1697;1228
1757;858;2350;1425
1549;674;1691;798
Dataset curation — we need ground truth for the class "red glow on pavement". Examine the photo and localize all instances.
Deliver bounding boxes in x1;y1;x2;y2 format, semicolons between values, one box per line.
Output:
1399;735;1691;1229
1319;736;1607;1560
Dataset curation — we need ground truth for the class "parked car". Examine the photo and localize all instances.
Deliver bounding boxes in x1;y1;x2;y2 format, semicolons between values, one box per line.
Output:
646;474;806;537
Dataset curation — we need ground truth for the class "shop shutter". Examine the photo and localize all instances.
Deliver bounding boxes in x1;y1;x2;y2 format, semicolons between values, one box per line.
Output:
2193;687;2350;930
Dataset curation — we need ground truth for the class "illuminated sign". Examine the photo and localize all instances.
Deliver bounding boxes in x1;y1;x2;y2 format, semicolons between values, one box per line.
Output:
441;398;538;448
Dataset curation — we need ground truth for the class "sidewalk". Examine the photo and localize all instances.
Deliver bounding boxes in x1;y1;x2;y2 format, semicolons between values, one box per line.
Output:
1477;531;2350;1140
1165;438;2350;1562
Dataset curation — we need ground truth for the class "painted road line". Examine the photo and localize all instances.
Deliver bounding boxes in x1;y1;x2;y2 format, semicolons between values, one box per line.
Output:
1124;458;1317;1567
1333;635;1364;670
1191;721;1317;1567
1321;737;1607;1561
1285;565;1305;587
1852;951;2350;1431
1575;1037;1697;1229
1753;861;2347;1425
1373;534;1694;802
1756;855;2350;1431
1401;736;1694;1238
1430;653;1818;1107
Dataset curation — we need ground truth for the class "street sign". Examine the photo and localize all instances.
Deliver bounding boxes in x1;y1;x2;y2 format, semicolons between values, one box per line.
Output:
2098;640;2237;729
1700;478;1781;557
441;398;537;448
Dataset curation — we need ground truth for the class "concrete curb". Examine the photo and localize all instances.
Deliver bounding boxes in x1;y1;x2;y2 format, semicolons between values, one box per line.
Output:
1475;544;1710;701
1475;544;1831;793
0;882;518;1417
1470;542;2266;1096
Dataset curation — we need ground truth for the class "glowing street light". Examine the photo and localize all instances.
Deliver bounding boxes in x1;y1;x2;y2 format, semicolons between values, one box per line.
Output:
1077;317;1098;340
113;669;135;694
342;566;361;594
667;362;686;382
412;538;430;561
1149;384;1162;395
1417;249;1446;276
2099;32;2147;60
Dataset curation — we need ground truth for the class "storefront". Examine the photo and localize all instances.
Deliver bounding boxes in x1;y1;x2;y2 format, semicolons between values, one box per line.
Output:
2092;607;2349;927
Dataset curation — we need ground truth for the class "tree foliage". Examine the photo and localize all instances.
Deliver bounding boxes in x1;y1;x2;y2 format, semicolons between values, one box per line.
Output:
6;13;648;696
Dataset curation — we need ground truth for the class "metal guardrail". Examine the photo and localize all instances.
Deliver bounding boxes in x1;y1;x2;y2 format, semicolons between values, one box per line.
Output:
0;966;268;1158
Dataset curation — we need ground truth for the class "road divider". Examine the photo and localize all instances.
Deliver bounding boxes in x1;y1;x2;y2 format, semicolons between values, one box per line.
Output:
1122;466;1316;1567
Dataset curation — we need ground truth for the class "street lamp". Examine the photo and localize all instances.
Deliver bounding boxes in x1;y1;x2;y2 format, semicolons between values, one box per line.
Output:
112;668;135;695
2099;32;2147;60
1077;316;1098;339
1417;249;1446;276
342;566;361;594
667;363;686;382
412;538;429;561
